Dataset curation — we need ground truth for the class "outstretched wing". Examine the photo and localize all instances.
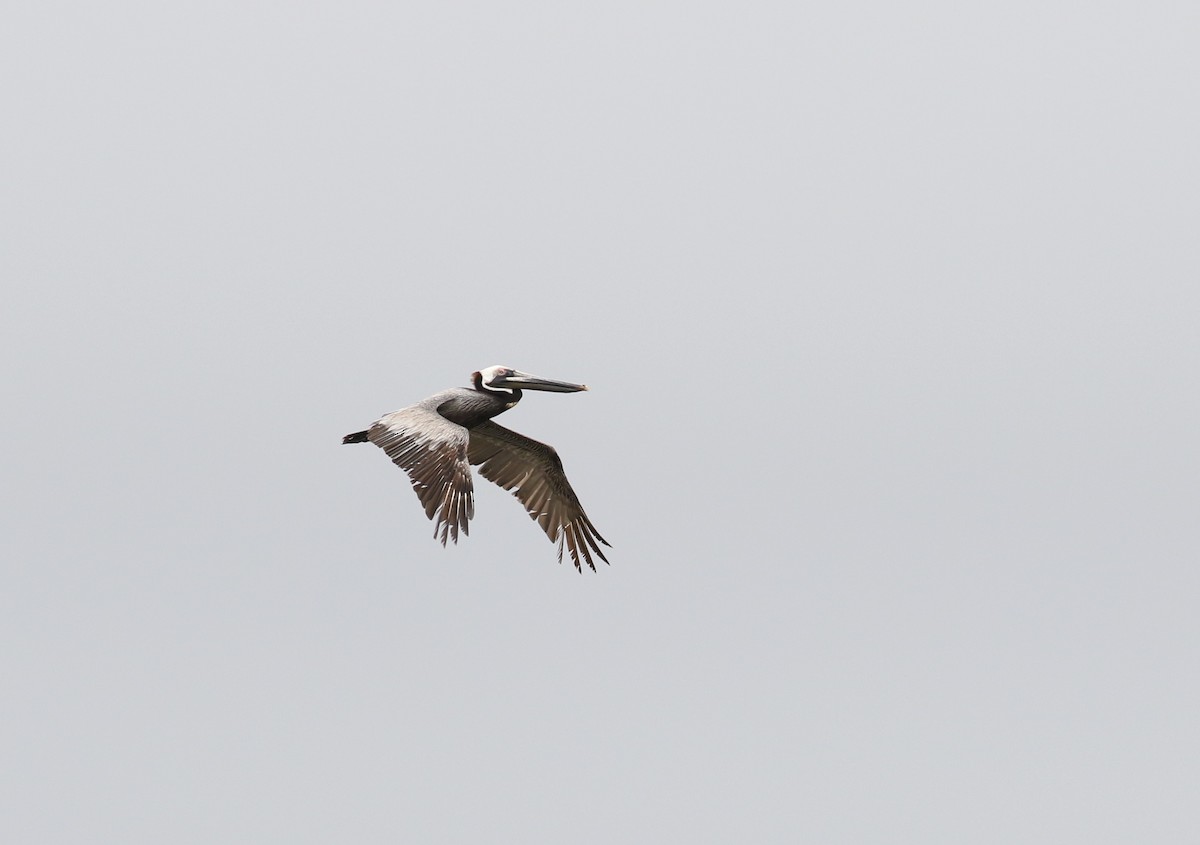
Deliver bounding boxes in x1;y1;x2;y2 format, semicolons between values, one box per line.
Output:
369;406;474;546
467;420;610;572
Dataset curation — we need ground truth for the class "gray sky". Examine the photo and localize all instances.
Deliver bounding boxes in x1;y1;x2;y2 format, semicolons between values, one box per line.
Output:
3;2;1198;842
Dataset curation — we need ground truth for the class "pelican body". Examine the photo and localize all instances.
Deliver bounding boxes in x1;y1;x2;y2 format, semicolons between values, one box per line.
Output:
343;366;610;572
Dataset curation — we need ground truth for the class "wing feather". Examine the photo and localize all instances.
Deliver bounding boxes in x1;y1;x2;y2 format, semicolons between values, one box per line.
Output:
467;420;610;572
369;407;474;545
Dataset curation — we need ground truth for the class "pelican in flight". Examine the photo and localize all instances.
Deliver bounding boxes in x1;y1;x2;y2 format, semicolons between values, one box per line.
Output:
343;366;610;572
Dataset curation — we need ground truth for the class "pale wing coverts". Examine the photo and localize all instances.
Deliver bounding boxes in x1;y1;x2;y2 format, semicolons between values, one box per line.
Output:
369;407;474;546
467;420;610;572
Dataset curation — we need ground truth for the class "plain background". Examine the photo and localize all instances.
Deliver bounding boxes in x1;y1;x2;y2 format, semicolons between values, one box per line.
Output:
3;2;1198;842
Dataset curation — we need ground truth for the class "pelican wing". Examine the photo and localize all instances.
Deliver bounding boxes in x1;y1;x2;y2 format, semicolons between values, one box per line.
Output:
467;420;610;572
369;406;474;546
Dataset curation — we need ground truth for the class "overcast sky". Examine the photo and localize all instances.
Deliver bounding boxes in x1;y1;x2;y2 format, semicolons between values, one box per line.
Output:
3;2;1198;843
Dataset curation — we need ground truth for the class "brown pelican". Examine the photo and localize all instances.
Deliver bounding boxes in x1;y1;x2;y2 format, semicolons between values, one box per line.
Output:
343;366;610;572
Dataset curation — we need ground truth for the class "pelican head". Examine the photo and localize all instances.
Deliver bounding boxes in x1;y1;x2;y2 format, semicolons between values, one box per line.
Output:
475;365;589;393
